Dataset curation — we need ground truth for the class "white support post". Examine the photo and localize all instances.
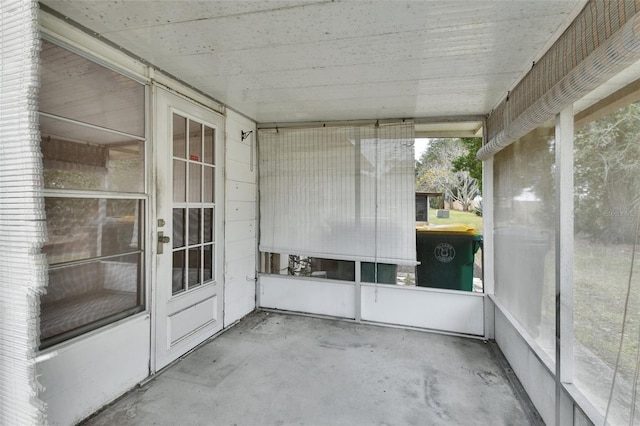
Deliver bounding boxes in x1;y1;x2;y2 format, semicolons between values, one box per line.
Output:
482;155;494;296
355;260;362;322
354;132;362;322
279;254;289;274
555;106;575;426
482;154;495;340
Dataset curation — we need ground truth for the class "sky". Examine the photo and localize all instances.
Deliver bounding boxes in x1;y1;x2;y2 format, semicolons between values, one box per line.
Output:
415;138;429;161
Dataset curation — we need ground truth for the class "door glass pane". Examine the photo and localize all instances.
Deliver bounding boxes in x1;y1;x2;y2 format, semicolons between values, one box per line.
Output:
204;126;214;165
204;244;213;282
173;160;186;203
172;250;185;295
172;116;216;294
189;120;202;162
204;208;214;243
173;114;187;159
204;166;214;203
189;163;201;202
188;247;201;288
173;208;185;248
188;208;201;245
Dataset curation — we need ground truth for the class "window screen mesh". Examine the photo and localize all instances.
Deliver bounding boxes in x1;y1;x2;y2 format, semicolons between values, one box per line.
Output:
259;122;416;266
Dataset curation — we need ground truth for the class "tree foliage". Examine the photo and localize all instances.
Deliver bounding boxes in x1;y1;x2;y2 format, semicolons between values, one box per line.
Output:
575;102;640;243
415;138;480;211
451;137;483;193
415;138;463;192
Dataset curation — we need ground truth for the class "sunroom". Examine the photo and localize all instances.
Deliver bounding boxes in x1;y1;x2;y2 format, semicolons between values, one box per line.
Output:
2;0;640;425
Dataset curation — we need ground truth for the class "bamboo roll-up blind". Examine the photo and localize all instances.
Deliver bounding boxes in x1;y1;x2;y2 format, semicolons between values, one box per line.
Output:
479;1;640;160
259;121;416;266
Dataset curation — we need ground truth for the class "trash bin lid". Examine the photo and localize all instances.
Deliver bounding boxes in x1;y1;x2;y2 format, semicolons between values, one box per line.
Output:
416;223;479;235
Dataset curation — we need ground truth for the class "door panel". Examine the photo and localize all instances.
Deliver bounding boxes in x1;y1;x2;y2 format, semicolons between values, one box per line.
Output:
154;87;224;371
167;296;217;345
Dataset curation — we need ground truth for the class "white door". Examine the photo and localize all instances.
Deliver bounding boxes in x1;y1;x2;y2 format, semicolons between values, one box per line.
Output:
154;87;225;371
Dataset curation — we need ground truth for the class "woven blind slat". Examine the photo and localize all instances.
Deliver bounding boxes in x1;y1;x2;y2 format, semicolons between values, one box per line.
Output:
258;122;416;266
480;0;640;160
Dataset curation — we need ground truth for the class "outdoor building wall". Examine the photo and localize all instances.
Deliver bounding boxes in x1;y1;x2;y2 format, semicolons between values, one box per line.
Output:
224;110;258;326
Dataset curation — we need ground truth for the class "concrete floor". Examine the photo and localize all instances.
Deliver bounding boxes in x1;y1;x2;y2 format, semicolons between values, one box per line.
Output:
84;311;543;426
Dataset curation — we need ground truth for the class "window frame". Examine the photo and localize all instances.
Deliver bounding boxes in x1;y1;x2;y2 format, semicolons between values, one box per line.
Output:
38;36;151;350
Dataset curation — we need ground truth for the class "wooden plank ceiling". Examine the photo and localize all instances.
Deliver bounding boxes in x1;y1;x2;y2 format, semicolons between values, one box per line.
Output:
41;0;586;125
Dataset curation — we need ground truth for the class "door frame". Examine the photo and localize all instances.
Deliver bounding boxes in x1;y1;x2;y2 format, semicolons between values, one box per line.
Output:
151;84;226;372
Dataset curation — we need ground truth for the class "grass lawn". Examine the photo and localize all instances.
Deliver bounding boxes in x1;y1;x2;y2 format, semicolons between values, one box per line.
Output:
425;211;638;382
424;210;637;381
573;239;640;381
421;208;638;407
427;208;484;232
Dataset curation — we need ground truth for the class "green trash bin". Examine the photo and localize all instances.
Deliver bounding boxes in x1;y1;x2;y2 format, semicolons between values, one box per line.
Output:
416;224;482;291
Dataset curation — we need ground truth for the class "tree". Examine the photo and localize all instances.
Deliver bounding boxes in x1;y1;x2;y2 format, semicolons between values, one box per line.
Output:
574;102;640;243
415;138;480;211
415;138;464;189
450;172;480;211
451;137;483;193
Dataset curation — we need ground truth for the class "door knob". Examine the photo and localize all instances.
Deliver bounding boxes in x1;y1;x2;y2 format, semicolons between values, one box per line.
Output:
157;231;171;254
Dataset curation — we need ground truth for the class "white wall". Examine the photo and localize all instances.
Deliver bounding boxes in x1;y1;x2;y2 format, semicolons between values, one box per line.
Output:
493;298;593;426
494;306;555;425
259;276;485;337
37;107;260;425
260;275;357;319
224;110;258;326
361;284;485;335
36;12;258;425
37;315;150;426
